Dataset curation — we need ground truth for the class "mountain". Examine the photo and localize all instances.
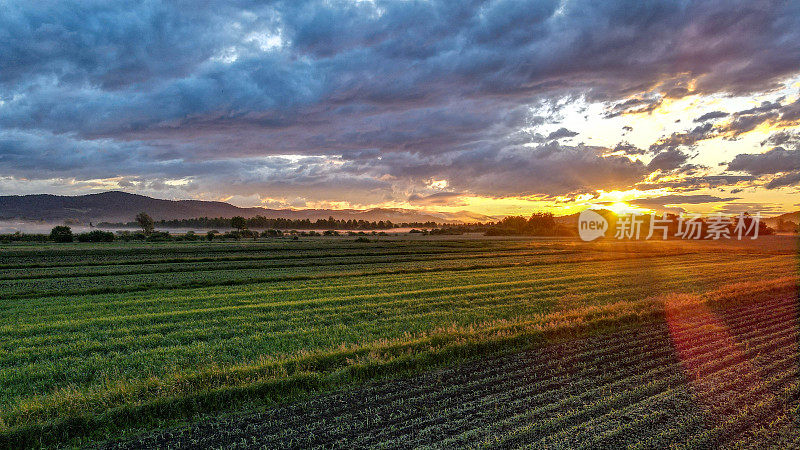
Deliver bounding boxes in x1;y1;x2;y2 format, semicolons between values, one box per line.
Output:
0;191;491;224
764;211;799;223
763;211;799;231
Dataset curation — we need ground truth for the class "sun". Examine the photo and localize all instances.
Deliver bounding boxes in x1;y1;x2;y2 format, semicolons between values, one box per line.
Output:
605;202;650;216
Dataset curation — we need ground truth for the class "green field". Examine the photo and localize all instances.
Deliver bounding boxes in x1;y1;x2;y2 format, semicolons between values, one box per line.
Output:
0;236;797;447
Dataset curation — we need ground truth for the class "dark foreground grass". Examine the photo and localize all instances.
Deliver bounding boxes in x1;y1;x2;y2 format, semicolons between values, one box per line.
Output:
0;237;796;448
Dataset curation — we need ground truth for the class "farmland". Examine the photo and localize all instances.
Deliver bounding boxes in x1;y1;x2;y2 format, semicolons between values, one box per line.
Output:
0;235;797;447
107;293;799;449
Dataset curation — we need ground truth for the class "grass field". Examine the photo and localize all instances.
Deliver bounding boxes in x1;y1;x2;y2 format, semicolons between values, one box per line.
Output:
0;235;797;447
106;293;799;449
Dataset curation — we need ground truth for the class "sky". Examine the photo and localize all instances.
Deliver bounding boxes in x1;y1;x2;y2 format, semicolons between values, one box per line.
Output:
1;0;799;217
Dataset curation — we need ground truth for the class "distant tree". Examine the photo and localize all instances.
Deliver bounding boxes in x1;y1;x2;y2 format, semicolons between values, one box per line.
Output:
135;212;155;235
261;229;282;237
231;216;247;232
50;226;73;243
206;230;217;241
499;216;529;234
528;212;558;236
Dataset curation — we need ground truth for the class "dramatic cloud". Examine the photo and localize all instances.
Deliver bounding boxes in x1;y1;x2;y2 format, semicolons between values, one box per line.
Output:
649;123;715;154
694;111;728;122
631;194;740;209
727;144;800;190
765;172;800;189
713;202;785;215
614;142;646;156
1;0;799;209
408;192;466;206
636;175;754;191
604;96;662;118
647;148;691;172
728;147;800;175
546;128;579;140
715;98;800;136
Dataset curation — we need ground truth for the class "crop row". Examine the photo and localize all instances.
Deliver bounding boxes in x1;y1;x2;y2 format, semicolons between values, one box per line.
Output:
247;296;798;447
0;249;580;281
0;240;547;268
0;250;599;297
2;252;791;334
0;256;791;403
3;280;794;447
103;294;798;449
1;251;790;302
1;254;786;355
0;267;691;402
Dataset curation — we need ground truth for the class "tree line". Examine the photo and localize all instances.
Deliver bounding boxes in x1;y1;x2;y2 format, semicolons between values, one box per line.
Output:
0;210;785;244
97;215;440;230
484;213;574;236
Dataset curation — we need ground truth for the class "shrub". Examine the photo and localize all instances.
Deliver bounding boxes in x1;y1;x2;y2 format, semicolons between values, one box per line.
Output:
240;229;259;239
50;226;74;243
222;231;241;240
76;230;115;242
146;231;172;242
116;231;147;241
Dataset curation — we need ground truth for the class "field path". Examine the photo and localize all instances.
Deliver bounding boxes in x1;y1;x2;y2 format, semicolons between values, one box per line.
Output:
106;293;799;449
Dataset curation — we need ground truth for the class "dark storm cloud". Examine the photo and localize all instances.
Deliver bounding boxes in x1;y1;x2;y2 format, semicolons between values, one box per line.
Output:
1;0;800;200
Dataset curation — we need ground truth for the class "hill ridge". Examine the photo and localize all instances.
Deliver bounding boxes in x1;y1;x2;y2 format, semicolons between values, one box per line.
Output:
0;191;491;224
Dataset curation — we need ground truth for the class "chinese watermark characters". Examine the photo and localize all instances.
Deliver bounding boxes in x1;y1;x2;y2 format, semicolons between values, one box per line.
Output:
616;212;761;241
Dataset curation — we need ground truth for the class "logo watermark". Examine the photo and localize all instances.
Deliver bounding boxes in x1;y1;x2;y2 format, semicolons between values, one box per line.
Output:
578;209;608;242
